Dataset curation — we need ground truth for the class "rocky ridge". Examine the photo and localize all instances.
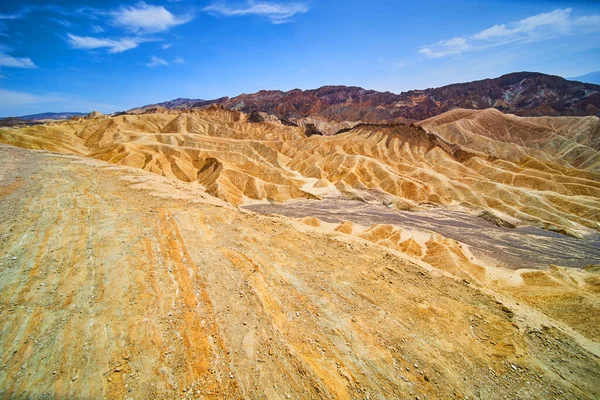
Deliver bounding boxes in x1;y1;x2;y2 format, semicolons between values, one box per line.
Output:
129;72;600;122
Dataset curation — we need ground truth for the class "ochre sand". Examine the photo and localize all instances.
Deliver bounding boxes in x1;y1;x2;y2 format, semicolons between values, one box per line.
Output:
0;106;599;398
0;145;599;399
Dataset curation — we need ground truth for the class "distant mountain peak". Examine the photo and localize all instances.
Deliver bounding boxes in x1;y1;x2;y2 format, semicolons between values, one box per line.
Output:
568;71;600;86
127;72;600;121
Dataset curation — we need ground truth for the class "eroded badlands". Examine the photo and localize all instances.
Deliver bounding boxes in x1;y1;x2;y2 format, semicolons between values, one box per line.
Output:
0;107;599;399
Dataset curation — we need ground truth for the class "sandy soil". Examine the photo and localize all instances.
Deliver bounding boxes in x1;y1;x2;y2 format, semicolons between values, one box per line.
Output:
1;144;599;399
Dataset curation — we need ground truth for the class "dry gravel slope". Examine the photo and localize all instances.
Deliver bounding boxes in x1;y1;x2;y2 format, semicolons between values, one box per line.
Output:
1;144;599;399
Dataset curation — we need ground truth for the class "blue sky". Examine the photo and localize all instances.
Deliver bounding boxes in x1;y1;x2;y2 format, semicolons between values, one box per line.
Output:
0;0;599;116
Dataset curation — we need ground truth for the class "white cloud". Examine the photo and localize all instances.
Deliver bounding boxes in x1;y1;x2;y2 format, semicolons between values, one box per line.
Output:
203;1;308;24
0;52;37;68
173;56;184;64
65;2;191;54
161;43;172;49
112;2;193;33
420;8;600;58
67;33;141;53
147;55;168;67
419;37;469;58
576;15;600;26
0;12;25;20
474;24;514;40
0;8;28;36
474;8;572;40
50;17;75;28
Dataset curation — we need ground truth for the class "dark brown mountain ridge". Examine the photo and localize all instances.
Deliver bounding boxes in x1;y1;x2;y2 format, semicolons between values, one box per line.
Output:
128;72;600;122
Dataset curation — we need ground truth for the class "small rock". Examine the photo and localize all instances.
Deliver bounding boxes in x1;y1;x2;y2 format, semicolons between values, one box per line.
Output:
72;375;78;382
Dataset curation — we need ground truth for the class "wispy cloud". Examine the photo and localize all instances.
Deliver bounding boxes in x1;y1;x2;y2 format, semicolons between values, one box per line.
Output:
419;8;600;58
0;88;118;117
147;55;168;67
111;2;193;33
0;13;21;20
203;1;308;24
161;43;172;49
3;3;191;56
0;10;29;20
0;8;29;37
0;52;37;68
173;56;184;64
0;22;8;37
0;88;66;108
419;37;468;58
43;5;100;20
54;3;192;53
67;34;142;53
50;17;76;28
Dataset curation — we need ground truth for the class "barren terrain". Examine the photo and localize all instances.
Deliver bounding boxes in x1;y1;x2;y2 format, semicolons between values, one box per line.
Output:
244;198;600;270
1;105;599;399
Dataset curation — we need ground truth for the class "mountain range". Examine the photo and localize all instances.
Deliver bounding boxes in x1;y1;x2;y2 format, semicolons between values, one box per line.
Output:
128;72;600;122
4;72;599;124
569;71;600;85
0;112;88;126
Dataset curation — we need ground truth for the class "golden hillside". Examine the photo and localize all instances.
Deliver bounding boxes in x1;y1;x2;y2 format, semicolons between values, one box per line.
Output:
1;107;599;399
1;106;599;235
